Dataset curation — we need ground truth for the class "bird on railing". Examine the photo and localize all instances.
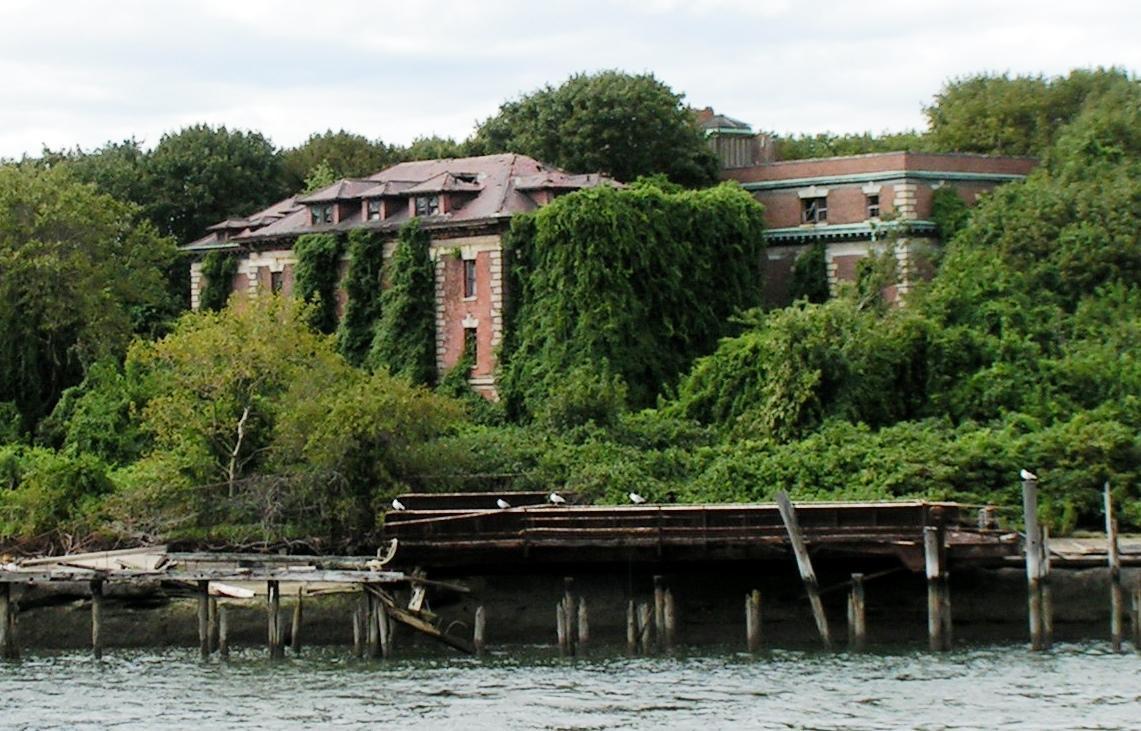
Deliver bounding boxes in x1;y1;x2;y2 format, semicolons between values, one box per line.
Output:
496;498;511;509
548;492;567;505
1020;469;1038;482
628;492;647;504
391;498;406;511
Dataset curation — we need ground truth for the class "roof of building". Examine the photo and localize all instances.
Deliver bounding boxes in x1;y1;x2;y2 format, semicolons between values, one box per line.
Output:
695;107;753;134
723;151;1038;188
185;154;613;249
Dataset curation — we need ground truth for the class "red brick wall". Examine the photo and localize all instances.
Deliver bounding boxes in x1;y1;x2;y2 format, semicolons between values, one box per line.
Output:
725;151;1036;184
439;253;496;377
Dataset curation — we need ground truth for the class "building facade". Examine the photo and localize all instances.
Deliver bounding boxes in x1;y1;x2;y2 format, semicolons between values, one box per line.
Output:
183;154;609;396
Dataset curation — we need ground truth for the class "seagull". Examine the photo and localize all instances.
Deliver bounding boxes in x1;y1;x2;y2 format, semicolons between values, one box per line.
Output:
391;498;406;511
628;492;647;505
1020;469;1038;482
548;492;567;505
496;498;511;509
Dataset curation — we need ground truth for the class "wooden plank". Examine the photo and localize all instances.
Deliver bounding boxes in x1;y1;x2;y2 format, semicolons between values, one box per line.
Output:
1022;474;1045;651
775;491;832;649
1106;482;1123;652
367;586;475;654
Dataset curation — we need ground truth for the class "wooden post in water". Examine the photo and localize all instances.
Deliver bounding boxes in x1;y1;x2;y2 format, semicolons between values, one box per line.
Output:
563;577;576;654
775;491;832;649
0;582;17;660
847;574;867;652
207;597;219;655
663;588;676;650
555;601;567;656
365;591;379;659
474;606;486;656
91;578;104;660
1040;526;1053;650
377;602;391;659
1131;585;1141;652
352;605;362;658
197;580;210;659
653;576;665;651
291;588;303;656
577;599;589;651
1022;473;1046;651
267;580;283;659
218;603;229;658
924;527;950;651
1106;482;1123;653
626;600;637;655
745;590;762;653
637;601;653;654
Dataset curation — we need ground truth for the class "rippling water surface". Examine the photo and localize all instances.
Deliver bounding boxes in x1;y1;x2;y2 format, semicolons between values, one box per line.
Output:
2;643;1138;730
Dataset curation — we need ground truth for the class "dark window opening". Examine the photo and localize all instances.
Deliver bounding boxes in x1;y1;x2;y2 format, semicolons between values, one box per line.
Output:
270;270;284;293
463;327;478;369
867;194;880;219
310;204;333;225
463;258;477;298
802;197;827;224
414;195;439;217
366;199;382;221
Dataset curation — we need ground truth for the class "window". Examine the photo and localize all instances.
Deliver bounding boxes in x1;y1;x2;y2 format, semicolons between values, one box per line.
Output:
270;270;284;294
463;258;477;298
463;327;478;367
867;194;880;219
309;204;333;225
366;199;382;221
802;196;827;224
414;195;439;217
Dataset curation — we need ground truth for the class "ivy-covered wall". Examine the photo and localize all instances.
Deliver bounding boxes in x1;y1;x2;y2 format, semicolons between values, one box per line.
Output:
336;229;386;366
198;250;238;311
501;181;766;418
293;233;343;334
368;220;436;386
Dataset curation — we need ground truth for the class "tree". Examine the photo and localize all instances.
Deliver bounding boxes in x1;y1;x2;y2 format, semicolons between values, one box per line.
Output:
0;165;177;429
470;70;720;186
774;130;927;160
281;130;399;192
401;135;468;161
145;124;287;245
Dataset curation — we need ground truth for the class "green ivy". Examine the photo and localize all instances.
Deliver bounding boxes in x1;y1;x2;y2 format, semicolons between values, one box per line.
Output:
369;220;436;385
500;181;766;417
293;233;343;334
789;242;830;304
198;250;238;311
931;186;971;243
336;229;386;365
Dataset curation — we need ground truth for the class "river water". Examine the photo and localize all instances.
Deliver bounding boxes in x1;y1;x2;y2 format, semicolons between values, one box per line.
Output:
1;643;1137;730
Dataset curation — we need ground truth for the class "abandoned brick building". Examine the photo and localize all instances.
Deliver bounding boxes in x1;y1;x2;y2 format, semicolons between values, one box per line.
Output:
184;119;1035;392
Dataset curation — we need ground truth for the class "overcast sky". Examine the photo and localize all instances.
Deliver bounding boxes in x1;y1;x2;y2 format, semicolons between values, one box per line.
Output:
1;0;1137;159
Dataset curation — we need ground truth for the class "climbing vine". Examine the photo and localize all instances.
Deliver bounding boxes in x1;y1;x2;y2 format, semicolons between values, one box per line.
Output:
198;250;238;311
500;181;766;418
368;220;437;386
336;229;386;366
789;241;830;304
931;186;971;243
293;233;343;334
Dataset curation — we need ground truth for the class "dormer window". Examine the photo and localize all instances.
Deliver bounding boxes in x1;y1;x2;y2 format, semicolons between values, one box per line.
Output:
310;204;333;225
802;197;827;224
366;199;382;221
414;195;439;217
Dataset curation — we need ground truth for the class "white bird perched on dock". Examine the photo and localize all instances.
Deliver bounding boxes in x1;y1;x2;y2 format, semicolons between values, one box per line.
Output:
628;492;647;504
496;498;511;509
548;492;566;505
1020;468;1038;482
391;498;406;511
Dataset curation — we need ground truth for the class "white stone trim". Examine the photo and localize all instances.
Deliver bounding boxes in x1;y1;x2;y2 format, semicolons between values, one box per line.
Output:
861;182;883;195
797;185;829;199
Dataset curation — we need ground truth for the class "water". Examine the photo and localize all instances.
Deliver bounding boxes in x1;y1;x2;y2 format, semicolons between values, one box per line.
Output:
1;643;1138;730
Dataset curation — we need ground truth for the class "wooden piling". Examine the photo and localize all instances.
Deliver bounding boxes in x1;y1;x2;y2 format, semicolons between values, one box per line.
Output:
365;591;379;659
197;580;210;659
577;599;589;651
1022;474;1046;651
626;600;637;655
1106;483;1123;653
663;588;676;650
352;605;362;658
267;580;283;659
637;601;653;654
1041;525;1053;649
378;602;391;659
218;603;229;658
91;578;105;660
848;574;866;652
1131;585;1141;651
653;575;665;649
745;590;761;653
0;582;17;660
556;601;567;655
563;577;576;652
474;606;486;656
207;597;219;655
775;491;832;649
924;527;950;651
291;588;303;656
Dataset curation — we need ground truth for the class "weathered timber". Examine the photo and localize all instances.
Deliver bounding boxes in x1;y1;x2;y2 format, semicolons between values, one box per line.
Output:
377;598;391;659
474;605;486;655
1132;585;1141;652
351;603;362;658
291;588;303;656
577;599;589;650
365;592;379;659
207;597;219;654
218;603;229;658
637;602;653;654
848;574;866;652
563;577;576;653
267;580;283;659
91;578;105;660
1041;526;1053;649
367;585;475;655
556;601;567;655
775;491;832;649
0;582;17;660
745;590;761;653
1022;475;1046;651
653;576;665;650
626;600;637;655
924;527;950;651
196;580;210;659
1106;483;1123;653
663;588;676;650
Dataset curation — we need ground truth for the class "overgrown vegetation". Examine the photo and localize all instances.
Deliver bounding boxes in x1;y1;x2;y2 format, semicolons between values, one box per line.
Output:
368;220;437;386
293;233;343;334
336;229;386;366
198;250;238;312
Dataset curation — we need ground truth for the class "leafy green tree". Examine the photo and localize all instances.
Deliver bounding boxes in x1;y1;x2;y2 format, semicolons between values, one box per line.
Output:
145;124;287;244
0;444;112;545
0;165;177;429
281;130;399;192
42;139;152;210
470;70;719;186
369;221;437;385
400;135;468;161
789;242;830;304
775;130;927;160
